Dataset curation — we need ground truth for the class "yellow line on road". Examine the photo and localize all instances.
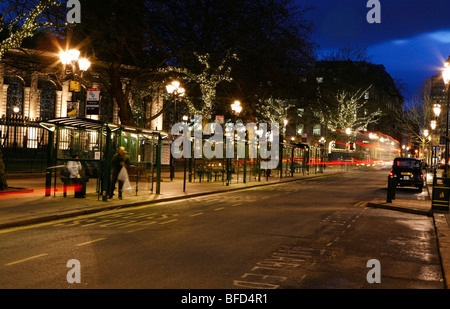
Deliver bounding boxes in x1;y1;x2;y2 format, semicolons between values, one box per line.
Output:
354;201;367;207
125;227;147;233
190;212;204;217
6;253;48;266
214;207;225;211
75;238;106;247
159;219;178;224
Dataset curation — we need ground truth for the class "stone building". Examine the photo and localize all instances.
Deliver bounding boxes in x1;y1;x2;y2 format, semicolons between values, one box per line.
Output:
0;48;164;128
0;48;165;172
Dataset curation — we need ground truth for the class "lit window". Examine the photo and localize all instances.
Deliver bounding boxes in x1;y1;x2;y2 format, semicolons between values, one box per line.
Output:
313;124;321;136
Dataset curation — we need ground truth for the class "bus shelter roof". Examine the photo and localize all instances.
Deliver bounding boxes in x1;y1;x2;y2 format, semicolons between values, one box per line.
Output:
39;117;169;139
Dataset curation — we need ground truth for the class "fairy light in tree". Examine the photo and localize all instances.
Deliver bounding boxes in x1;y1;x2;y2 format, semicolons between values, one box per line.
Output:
0;0;61;59
160;51;238;118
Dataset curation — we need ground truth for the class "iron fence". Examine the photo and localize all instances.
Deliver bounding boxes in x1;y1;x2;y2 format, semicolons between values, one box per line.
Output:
0;115;49;172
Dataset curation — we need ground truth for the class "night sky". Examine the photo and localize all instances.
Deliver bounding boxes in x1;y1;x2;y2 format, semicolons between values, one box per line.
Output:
302;0;450;100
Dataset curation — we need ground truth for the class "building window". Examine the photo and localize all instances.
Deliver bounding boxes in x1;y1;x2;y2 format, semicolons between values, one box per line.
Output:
313;124;321;136
6;76;24;117
296;124;304;134
40;81;57;120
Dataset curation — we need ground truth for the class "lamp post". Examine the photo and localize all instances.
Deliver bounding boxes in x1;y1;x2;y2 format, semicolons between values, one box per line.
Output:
59;49;90;118
431;104;440;175
442;57;450;176
345;127;352;152
166;80;185;181
229;100;242;185
59;49;90;77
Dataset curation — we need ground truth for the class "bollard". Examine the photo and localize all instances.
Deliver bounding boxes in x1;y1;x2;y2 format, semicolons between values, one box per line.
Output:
45;169;52;196
386;175;396;203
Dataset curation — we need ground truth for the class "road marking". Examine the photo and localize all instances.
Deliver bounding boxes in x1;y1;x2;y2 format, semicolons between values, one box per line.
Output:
190;212;204;217
6;253;48;266
214;207;225;211
75;238;106;247
125;227;147;233
159;219;178;224
354;201;368;207
231;203;242;207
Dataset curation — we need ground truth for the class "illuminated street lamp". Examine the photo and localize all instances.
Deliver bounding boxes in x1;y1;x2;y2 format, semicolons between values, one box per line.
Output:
166;80;185;181
442;56;450;175
231;100;242;118
433;104;441;117
59;49;90;75
431;120;437;130
166;80;185;125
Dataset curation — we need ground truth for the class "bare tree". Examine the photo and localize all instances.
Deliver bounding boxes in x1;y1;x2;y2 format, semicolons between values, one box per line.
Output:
0;0;63;59
315;85;382;132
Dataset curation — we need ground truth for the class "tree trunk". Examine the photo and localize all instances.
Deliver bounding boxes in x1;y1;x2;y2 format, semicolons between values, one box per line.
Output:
109;59;135;126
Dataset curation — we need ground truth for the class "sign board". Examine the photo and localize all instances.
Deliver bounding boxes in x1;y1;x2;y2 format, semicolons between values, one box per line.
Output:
161;143;171;165
86;88;100;115
67;101;79;117
215;115;224;124
70;81;80;92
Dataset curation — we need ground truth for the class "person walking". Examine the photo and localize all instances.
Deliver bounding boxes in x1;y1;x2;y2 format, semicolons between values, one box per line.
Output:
109;146;130;200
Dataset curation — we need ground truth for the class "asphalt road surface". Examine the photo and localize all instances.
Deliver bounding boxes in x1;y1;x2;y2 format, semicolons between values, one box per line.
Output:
0;169;444;289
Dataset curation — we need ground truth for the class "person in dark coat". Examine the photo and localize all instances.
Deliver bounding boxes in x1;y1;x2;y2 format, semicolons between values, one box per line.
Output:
109;146;130;199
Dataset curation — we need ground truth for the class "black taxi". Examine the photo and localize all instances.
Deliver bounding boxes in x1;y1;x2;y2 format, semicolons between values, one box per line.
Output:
389;157;424;192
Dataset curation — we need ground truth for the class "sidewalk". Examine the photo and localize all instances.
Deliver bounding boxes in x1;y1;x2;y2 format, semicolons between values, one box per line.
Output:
367;172;450;289
0;169;341;229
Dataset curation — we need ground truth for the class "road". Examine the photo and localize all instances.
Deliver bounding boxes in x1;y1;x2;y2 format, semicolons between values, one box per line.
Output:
0;169;444;289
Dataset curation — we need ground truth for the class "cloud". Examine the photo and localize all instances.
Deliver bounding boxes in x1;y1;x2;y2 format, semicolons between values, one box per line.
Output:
368;29;450;96
428;30;450;44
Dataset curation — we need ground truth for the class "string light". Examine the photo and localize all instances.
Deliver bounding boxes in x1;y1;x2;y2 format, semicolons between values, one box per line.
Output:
0;0;61;59
160;51;238;117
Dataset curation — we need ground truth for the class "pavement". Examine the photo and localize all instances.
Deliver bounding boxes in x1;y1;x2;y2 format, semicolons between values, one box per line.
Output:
1;167;450;289
366;172;450;289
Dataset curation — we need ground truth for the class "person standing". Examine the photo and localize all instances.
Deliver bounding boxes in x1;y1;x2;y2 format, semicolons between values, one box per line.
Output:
109;146;130;200
67;154;85;198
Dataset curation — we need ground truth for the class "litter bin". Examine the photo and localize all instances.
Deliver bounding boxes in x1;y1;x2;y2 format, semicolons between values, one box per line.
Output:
432;177;450;212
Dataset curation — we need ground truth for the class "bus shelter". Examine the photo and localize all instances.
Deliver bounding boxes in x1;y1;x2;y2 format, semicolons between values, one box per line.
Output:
39;117;167;201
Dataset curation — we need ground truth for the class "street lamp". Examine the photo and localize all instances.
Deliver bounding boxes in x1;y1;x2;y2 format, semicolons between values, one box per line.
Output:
166;80;185;181
231;100;242;116
442;56;450;176
434;104;442;117
430;120;437;130
59;49;90;75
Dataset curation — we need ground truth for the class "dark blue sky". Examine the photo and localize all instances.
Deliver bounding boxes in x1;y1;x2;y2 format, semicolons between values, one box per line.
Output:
301;0;450;99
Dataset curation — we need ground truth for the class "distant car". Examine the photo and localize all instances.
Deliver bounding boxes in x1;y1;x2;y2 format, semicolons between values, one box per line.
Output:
389;157;424;192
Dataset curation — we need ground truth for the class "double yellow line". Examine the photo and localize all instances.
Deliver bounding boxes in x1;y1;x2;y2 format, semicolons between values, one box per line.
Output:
354;201;368;207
